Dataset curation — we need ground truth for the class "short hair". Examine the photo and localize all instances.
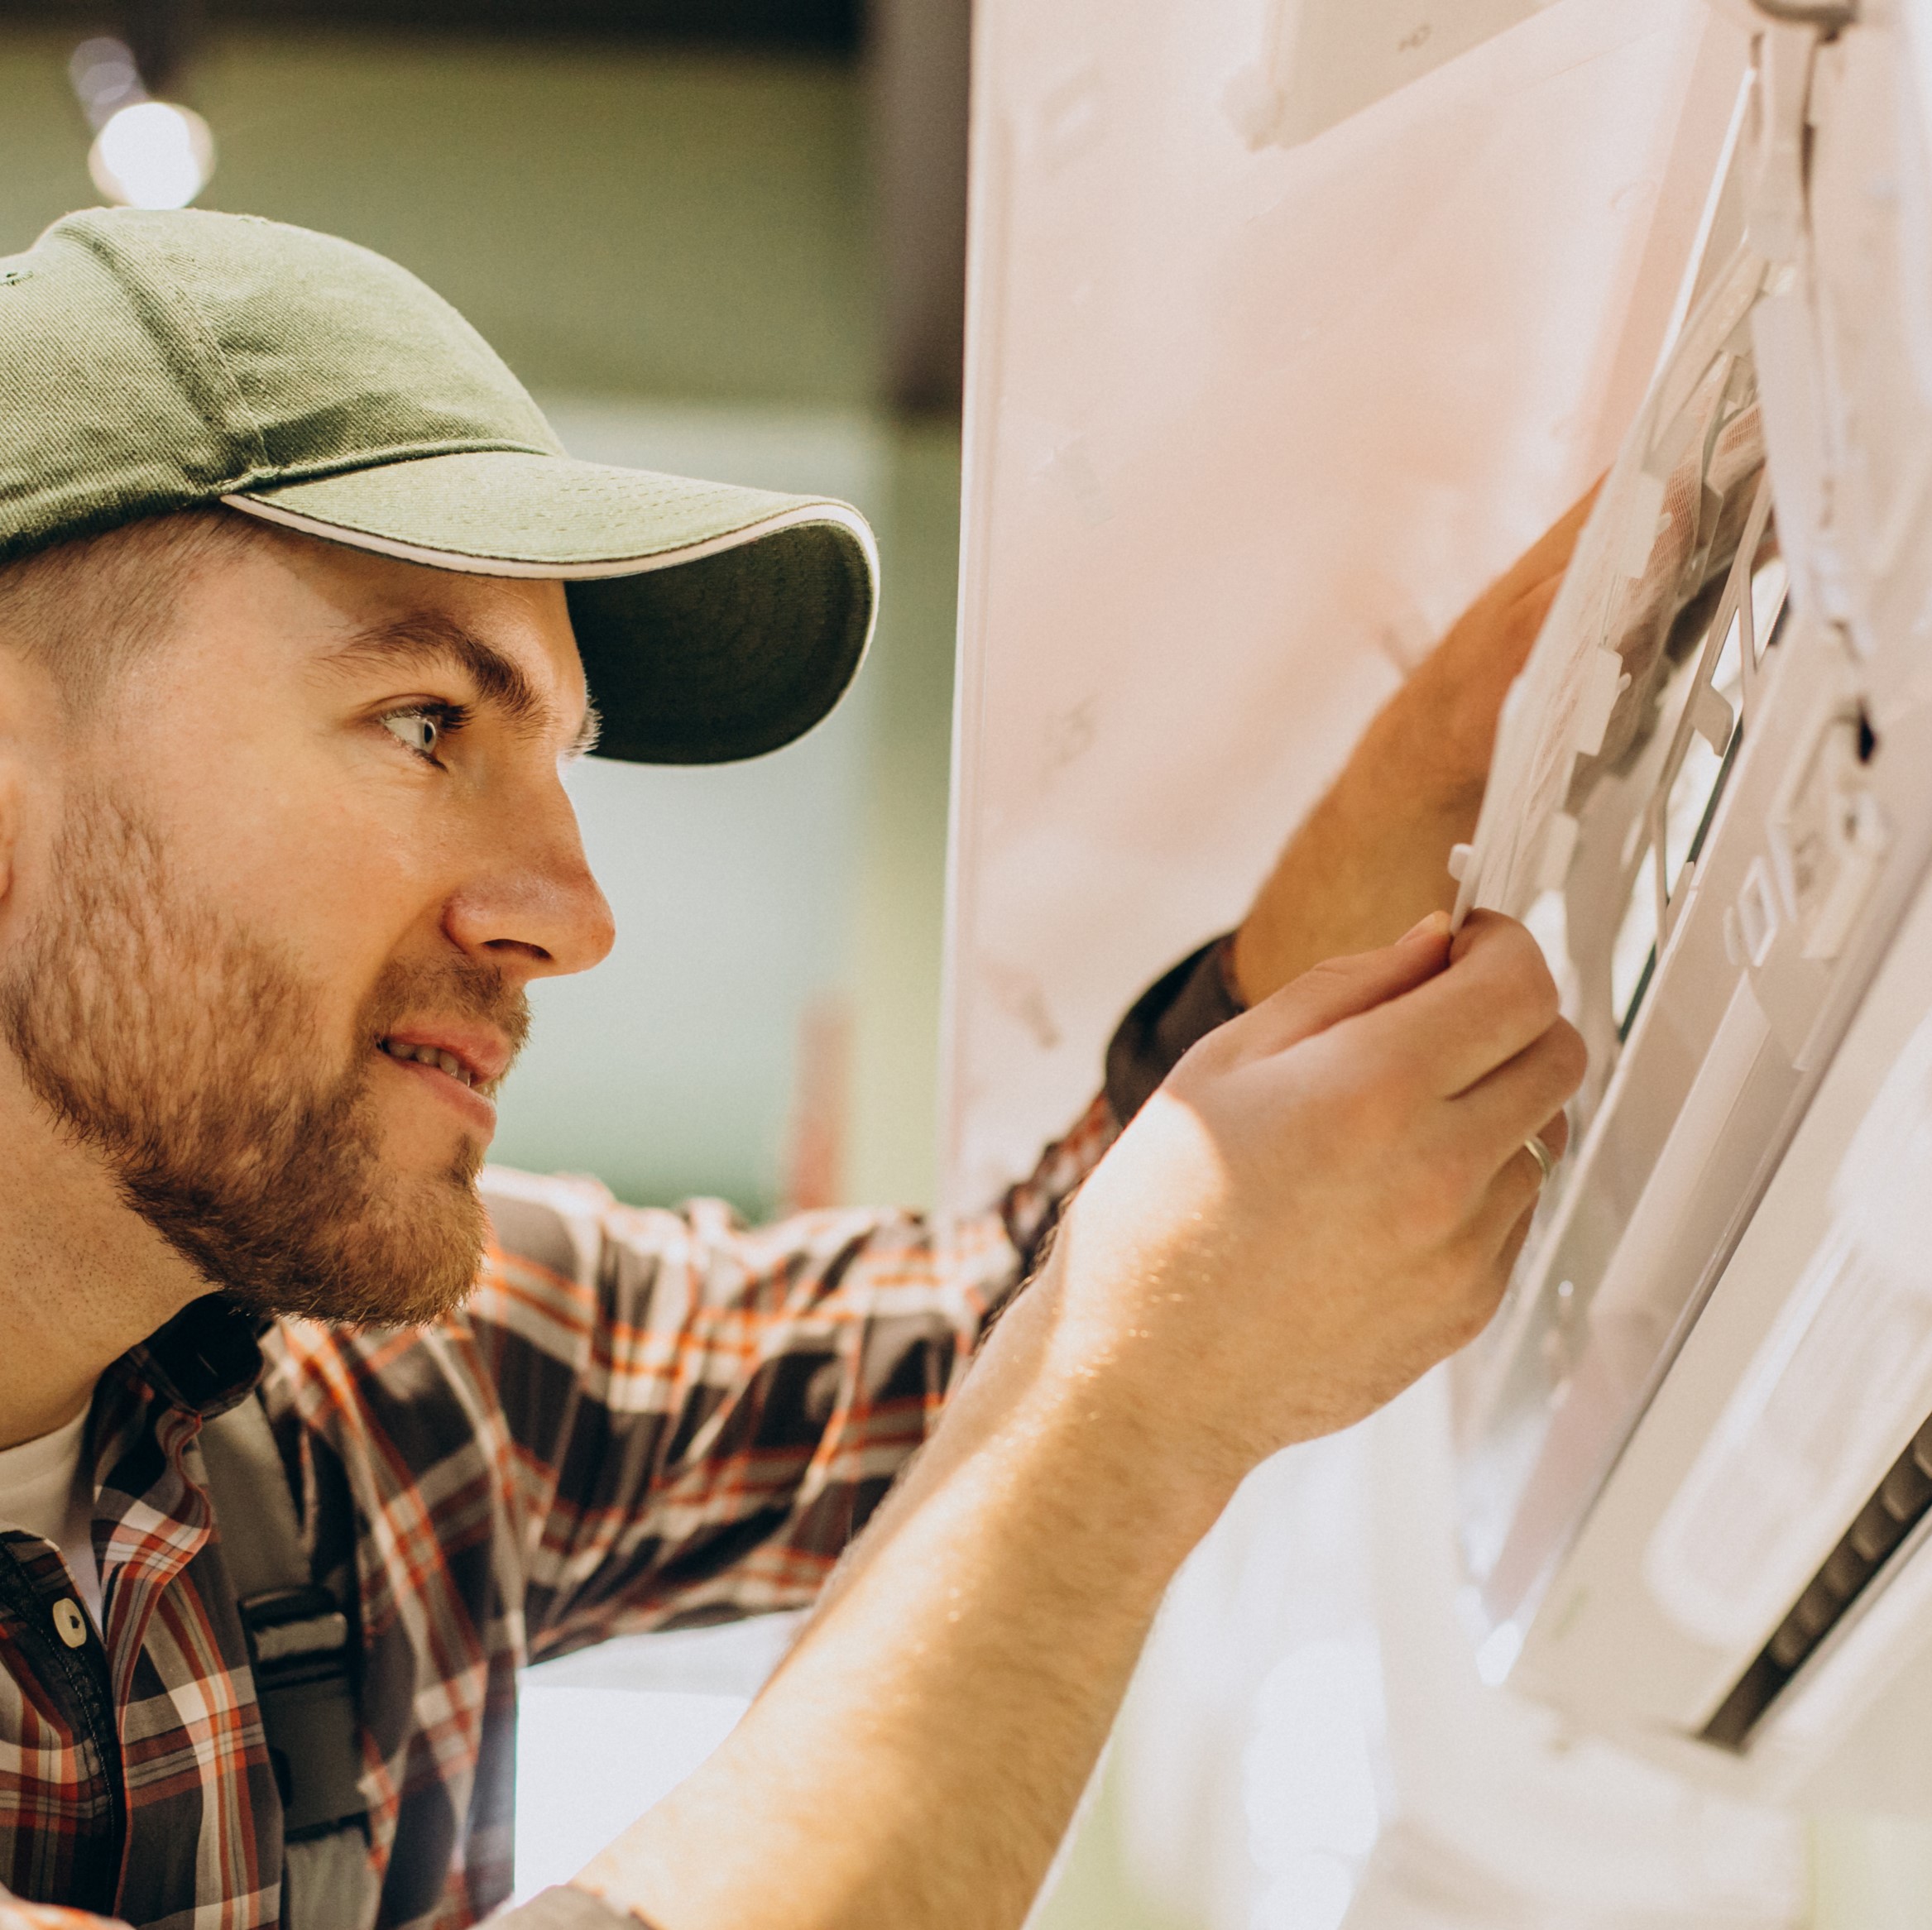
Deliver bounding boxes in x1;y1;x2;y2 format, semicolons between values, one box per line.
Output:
0;510;263;710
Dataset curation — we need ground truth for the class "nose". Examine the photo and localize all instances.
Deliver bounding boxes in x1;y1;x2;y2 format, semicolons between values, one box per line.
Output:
442;783;616;981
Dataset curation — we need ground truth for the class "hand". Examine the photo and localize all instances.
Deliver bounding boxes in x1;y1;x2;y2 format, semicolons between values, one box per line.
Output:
1047;909;1584;1492
568;920;1582;1930
1232;482;1600;1005
1387;481;1603;806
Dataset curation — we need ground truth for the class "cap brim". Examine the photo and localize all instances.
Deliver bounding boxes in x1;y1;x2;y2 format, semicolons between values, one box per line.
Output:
223;448;878;764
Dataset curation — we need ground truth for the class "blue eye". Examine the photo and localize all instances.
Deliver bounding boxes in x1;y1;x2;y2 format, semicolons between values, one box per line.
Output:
382;708;442;756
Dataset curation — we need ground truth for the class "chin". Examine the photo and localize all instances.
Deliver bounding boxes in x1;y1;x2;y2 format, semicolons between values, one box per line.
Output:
379;1102;495;1175
226;1155;491;1331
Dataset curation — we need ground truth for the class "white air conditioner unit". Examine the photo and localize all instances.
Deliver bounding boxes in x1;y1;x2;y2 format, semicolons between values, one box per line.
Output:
1451;0;1932;1810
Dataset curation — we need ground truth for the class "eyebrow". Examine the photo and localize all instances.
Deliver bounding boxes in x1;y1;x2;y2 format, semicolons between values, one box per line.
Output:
324;612;601;759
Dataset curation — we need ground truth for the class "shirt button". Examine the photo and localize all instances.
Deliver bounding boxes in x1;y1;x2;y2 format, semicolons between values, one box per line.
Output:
52;1598;88;1649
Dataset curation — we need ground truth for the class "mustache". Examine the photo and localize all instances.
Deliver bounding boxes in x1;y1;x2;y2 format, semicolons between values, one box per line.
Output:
359;954;533;1090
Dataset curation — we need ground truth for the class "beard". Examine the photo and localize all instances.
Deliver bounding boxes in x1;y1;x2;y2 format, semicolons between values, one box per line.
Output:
0;791;529;1326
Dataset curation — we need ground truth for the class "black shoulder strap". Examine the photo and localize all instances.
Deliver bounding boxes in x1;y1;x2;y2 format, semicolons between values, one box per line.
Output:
201;1396;380;1930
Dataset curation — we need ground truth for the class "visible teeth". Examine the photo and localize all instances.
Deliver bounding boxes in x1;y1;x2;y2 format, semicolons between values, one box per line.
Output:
380;1039;473;1087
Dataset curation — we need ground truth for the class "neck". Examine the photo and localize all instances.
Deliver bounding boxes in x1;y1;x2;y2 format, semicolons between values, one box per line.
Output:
0;1063;208;1449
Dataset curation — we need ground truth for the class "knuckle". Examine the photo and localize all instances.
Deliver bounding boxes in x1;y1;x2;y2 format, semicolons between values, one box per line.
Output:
1508;954;1562;1033
1455;1276;1507;1348
1551;1018;1589;1087
1171;1025;1234;1085
1425;1258;1498;1352
1486;916;1557;996
1287;957;1368;1024
1464;918;1560;1034
1441;1240;1508;1329
1315;1036;1405;1130
1301;956;1360;995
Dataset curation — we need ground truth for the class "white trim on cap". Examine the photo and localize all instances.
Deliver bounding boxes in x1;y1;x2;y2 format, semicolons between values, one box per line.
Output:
218;491;880;585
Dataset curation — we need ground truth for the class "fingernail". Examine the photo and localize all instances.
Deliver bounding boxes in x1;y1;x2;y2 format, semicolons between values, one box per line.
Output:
1401;910;1452;943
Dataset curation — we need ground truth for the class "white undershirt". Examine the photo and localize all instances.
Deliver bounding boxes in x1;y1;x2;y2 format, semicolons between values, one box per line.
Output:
0;1407;104;1626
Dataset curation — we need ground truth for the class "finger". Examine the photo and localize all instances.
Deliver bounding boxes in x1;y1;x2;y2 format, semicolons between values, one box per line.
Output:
1441;1181;1543;1349
1447;1019;1587;1173
1238;911;1453;1057
1507;1108;1575;1204
1466;1105;1575;1270
1468;1145;1547;1265
1362;911;1561;1098
1490;1196;1541;1295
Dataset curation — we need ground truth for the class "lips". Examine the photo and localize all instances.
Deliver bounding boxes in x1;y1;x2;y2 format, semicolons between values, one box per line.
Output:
372;1021;515;1144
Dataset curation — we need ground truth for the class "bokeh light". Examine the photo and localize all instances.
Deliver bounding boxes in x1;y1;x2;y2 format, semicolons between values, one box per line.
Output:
88;100;214;210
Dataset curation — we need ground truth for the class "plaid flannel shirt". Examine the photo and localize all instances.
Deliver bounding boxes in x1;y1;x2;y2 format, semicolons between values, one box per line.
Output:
0;1101;1114;1930
0;935;1241;1930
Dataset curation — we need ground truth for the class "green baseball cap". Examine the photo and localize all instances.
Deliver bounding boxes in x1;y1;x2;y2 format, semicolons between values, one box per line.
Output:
0;206;878;764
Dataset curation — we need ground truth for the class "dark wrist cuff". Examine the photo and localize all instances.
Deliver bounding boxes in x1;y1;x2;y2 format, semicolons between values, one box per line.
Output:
1104;934;1246;1126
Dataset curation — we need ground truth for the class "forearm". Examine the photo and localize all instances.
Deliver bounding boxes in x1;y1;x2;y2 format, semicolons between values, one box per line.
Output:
477;1148;1110;1645
568;908;1587;1930
1232;481;1596;1004
1230;700;1477;1002
573;1267;1224;1930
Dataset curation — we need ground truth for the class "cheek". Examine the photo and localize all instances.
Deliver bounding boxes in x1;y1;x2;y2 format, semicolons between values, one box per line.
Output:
137;727;453;1006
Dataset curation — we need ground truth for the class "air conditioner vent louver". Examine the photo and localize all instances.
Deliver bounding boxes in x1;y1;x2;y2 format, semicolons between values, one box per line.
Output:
1702;1412;1932;1750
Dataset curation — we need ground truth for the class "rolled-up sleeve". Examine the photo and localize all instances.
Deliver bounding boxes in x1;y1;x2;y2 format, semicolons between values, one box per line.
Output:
470;1095;1115;1658
472;931;1245;1660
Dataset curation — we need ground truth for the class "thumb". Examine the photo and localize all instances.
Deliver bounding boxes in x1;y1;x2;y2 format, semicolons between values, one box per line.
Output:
1242;911;1453;1054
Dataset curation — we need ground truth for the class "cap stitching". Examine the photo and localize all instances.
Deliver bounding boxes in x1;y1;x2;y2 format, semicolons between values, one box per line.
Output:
228;437;560;494
141;234;274;482
61;218;271;486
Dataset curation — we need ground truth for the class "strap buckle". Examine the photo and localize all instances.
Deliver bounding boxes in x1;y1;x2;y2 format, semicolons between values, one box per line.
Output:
237;1584;368;1841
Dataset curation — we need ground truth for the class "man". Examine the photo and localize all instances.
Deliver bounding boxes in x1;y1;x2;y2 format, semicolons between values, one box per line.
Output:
0;207;1585;1930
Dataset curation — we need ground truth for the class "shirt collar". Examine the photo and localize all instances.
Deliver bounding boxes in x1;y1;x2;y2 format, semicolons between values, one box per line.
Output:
118;1294;268;1420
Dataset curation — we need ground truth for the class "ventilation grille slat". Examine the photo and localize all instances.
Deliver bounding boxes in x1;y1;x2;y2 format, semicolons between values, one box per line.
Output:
1701;1412;1932;1750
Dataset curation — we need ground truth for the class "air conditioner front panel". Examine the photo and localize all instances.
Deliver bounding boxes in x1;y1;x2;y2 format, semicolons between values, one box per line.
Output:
1457;598;1932;1640
1516;861;1932;1784
1452;0;1932;1808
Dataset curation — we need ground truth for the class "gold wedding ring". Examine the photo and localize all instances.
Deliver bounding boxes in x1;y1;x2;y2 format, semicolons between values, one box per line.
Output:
1523;1135;1556;1186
